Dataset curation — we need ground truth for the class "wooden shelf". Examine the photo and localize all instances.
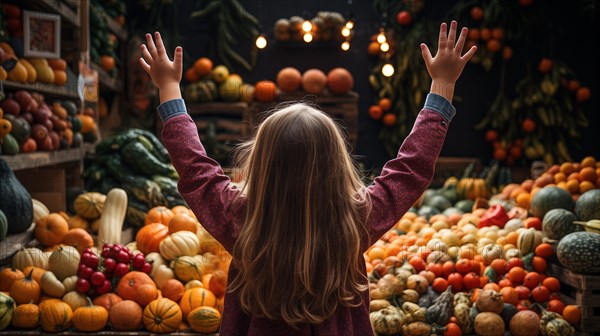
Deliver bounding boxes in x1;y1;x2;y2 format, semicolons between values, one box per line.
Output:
104;13;128;40
0;143;95;171
91;63;123;92
2;80;79;99
31;0;80;27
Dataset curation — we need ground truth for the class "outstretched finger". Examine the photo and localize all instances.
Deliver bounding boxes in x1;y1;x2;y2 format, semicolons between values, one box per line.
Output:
173;46;183;71
140;44;153;64
437;22;448;52
139;57;151;73
420;43;433;66
454;27;468;53
154;32;168;60
447;21;457;48
461;45;478;62
145;33;158;58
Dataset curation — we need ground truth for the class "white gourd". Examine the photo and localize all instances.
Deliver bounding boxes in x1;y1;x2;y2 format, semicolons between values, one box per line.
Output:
159;231;200;260
97;188;127;249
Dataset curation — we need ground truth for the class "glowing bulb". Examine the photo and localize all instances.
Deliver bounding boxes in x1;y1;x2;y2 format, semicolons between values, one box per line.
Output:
302;20;313;32
377;30;386;44
303;33;313;43
382;63;395;77
255;35;267;49
341;27;351;37
380;42;390;52
341;41;350;51
345;20;354;29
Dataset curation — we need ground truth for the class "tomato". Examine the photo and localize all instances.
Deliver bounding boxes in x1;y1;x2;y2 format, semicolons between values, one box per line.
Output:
547;299;565;314
523;272;542;289
542;277;560;292
471;261;482;276
455;258;472;275
419;270;436;284
373;263;388;277
517;299;532;311
514;285;531;300
409;256;427;273
428;263;443;278
432;277;449;293
490;259;507;275
444;322;462;336
506;257;524;271
395;10;412;26
534;243;553;258
524;217;542;230
498;278;513;288
470;6;484;20
531;285;550;303
532;256;548;273
463;272;481;290
447;272;464;292
443;261;455;278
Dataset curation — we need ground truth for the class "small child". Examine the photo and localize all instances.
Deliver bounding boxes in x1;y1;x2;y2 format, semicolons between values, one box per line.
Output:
140;20;475;335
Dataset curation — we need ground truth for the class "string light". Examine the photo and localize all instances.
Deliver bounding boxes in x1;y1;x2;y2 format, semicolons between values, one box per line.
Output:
380;42;390;52
302;20;313;32
255;35;267;49
341;41;350;51
303;33;313;43
345;20;354;29
376;29;386;44
382;63;394;77
341;27;351;37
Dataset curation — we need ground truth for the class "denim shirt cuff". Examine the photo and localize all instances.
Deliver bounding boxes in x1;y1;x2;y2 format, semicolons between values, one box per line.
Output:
157;98;188;122
424;93;456;122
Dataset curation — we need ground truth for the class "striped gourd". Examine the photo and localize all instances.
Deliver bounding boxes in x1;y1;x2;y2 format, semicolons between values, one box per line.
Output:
517;228;542;255
187;306;221;333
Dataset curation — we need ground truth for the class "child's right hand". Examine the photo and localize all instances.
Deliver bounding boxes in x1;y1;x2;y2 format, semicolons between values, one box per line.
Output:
421;21;477;102
139;32;183;102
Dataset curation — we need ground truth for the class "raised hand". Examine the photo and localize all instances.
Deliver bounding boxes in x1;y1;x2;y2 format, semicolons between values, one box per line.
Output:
421;21;477;102
139;32;183;102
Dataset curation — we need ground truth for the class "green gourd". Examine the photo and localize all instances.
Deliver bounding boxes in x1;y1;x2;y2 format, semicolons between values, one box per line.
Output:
0;209;7;242
369;306;404;335
454;303;473;334
426;286;454;325
0;158;33;233
540;310;575;336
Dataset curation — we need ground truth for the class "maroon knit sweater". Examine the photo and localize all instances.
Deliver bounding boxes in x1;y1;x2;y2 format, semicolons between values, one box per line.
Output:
159;95;452;335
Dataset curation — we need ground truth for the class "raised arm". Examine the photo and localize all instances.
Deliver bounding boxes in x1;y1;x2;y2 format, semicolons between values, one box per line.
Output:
366;21;476;243
139;32;243;251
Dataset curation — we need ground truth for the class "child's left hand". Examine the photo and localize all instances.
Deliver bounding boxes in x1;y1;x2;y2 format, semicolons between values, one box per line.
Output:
139;32;183;91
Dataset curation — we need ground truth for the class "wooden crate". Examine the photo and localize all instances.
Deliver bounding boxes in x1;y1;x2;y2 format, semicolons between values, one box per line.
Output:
547;262;600;336
187;101;251;140
249;91;359;148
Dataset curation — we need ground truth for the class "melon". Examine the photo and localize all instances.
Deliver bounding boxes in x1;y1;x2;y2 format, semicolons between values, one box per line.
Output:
575;189;600;221
302;69;327;94
276;67;302;92
542;209;578;240
455;200;475;213
557;231;600;274
530;186;574;219
327;68;354;94
427;195;452;211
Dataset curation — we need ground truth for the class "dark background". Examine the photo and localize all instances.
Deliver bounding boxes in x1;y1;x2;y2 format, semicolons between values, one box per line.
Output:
143;0;599;169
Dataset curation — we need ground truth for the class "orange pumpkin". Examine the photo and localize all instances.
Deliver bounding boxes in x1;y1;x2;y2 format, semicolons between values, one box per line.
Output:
326;67;354;94
22;266;46;284
145;206;174;226
254;80;277;102
61;228;93;254
109;300;143;331
187;306;221;333
92;293;123;312
67;215;89;230
72;297;108;332
135;284;159;307
11;302;40;329
0;266;24;291
216;296;225;313
276;67;302;92
34;213;69;247
168;214;198;234
115;271;156;301
143;298;182;333
40;301;73;332
171;205;196;218
10;269;41;304
208;269;228;298
179;288;217;320
161;279;185;302
136;223;169;254
302;69;327;94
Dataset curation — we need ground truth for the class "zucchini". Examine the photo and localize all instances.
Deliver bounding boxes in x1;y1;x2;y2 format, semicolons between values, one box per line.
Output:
83;163;106;191
103;155;139;184
152;175;179;196
125;129;170;163
121;141;175;177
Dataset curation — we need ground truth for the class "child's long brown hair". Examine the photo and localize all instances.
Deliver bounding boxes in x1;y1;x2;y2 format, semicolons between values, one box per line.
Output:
229;103;370;327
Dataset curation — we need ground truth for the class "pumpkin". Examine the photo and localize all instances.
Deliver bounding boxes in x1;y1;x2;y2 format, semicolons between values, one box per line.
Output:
136;223;169;254
187;306;221;333
145;206;174;226
159;231;200;260
72;297;108;332
476;290;504;314
370;305;404;334
406;274;428;294
32;199;50;223
575;189;600;221
67;215;89;230
115;271;156;301
93;293;123;312
0;158;34;234
40;301;72;332
254;80;277;102
62;275;78;293
62;291;88;311
35;213;69;247
48;246;80;281
61;228;93;254
370;299;391;312
142;298;182;333
542;209;577;240
517;228;543;255
0;292;15;331
326;67;354;94
276;67;302;92
161;279;185;302
480;244;504;265
457;178;490;200
73;192;105;219
11;302;39;329
474;312;504;336
97;188;127;249
110;300;143;331
504;218;525;232
0;266;24;291
168;213;198;234
135;284;159;307
22;266;46;284
557;231;600;274
184;280;204;290
41;271;66;297
510;309;540;336
302;69;327;94
154;264;176;289
171;256;207;282
10;269;41;304
146;252;167;278
402;302;427;324
179;288;217;320
13;248;47;271
530;186;575;219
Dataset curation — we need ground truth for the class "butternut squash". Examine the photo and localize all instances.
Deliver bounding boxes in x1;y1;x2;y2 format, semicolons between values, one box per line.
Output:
97;188;127;249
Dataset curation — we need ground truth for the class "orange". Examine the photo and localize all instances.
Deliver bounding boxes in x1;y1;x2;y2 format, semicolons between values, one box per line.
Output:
562;305;582;325
500;287;519;305
560;162;575;175
580;180;595;194
486;39;501;53
385;244;402;257
100;55;116;71
502;46;513;60
566;179;579;194
581;156;597;168
521;179;534;192
568;172;580;181
378;98;392;111
369;105;383;120
367;42;380;56
516;193;531;209
510;187;527;200
506;232;519;246
53;70;67;85
368;247;386;261
491;27;505;40
480;28;491;41
193;57;213;77
554;172;567;183
383;113;397;126
556;181;568;191
579;167;597;182
185;68;200;83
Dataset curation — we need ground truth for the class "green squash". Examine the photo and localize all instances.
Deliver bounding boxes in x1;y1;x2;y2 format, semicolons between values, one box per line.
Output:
0;209;7;242
0;134;19;155
427;195;452;211
530;186;574;219
184;80;218;102
455;199;475;213
557;231;600;274
0;158;34;234
0;292;15;331
542;209;578;240
418;205;440;220
2;114;30;145
575;189;600;221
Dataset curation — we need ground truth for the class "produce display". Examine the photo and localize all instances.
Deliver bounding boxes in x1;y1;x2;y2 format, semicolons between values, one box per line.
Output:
89;0;126;74
273;12;348;42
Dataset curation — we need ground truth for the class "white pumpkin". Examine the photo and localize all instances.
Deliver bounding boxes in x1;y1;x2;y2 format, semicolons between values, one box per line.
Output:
481;244;504;265
505;248;522;259
159;231;200;260
146;252;167;278
62;291;87;311
505;219;525;232
41;271;66;297
62;275;78;293
153;264;176;289
14;247;48;270
32;199;50;223
48;246;80;281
